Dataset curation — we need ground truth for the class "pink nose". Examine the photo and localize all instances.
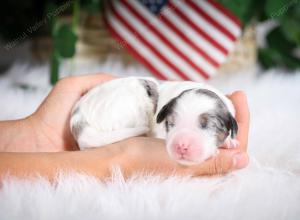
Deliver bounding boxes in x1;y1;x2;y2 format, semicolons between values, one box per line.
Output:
175;143;190;155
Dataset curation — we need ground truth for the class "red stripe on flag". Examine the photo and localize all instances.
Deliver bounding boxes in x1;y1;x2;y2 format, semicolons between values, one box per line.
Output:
120;0;211;78
168;1;229;54
158;11;224;66
207;0;241;27
110;2;190;80
185;0;237;42
104;14;168;80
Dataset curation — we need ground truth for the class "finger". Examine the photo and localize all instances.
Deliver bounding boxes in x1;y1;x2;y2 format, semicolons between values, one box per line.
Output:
72;74;117;95
229;91;250;125
58;73;117;96
43;74;115;112
228;91;250;152
190;150;249;176
38;74;116;121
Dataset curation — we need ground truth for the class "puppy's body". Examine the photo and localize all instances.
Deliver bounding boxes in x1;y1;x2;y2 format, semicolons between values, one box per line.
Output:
71;77;238;165
70;77;158;149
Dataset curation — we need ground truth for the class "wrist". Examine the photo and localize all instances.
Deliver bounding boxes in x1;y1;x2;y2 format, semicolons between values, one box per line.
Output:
0;118;38;152
0;148;124;182
111;137;162;177
72;142;128;179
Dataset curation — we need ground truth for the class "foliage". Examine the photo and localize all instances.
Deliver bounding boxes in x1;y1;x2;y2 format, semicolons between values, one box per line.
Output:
0;0;103;84
47;1;79;85
49;0;103;85
1;0;299;83
218;0;300;70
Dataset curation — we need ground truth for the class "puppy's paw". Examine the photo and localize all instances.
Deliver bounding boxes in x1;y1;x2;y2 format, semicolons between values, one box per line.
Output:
222;138;239;149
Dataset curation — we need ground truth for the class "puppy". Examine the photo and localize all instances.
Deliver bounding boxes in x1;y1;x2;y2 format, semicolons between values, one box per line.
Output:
70;77;238;166
70;77;158;149
151;81;238;165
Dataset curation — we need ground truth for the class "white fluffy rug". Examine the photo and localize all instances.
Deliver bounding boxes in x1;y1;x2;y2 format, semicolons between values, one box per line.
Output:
0;60;300;220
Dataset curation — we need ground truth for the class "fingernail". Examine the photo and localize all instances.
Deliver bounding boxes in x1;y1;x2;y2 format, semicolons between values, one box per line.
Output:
233;153;248;169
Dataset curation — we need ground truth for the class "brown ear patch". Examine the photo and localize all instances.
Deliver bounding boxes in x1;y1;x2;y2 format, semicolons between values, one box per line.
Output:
196;89;238;139
156;97;177;124
228;114;238;138
140;79;159;113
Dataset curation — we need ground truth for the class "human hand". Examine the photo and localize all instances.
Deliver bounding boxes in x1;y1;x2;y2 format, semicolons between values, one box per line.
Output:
26;74;116;152
119;91;250;176
0;91;249;180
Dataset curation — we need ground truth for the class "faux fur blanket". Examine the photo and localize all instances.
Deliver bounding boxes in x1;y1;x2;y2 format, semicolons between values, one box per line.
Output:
0;61;299;220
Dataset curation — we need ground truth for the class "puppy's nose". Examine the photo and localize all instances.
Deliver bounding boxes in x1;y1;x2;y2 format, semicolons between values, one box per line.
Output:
175;143;189;155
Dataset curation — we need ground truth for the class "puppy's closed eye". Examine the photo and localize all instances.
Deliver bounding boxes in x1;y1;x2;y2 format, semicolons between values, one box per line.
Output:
199;114;209;129
198;113;223;130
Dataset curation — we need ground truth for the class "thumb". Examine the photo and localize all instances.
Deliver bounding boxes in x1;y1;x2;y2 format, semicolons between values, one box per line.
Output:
192;151;248;176
56;73;116;96
75;74;117;95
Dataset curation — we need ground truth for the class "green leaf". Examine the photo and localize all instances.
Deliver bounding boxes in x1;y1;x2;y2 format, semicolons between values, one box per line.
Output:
81;0;103;14
265;0;290;19
258;47;300;70
257;3;271;22
281;16;300;46
258;48;281;69
217;0;257;23
45;2;58;31
53;23;78;58
281;53;300;69
50;52;60;85
293;2;300;15
73;0;80;29
266;26;297;53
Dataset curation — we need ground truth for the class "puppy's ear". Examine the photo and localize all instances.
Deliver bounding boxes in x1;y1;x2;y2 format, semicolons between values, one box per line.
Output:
139;79;158;98
156;98;177;124
228;114;238;138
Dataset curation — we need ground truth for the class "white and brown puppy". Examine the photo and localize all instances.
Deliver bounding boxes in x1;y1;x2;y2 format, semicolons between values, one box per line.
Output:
70;77;158;149
151;81;238;165
70;77;238;166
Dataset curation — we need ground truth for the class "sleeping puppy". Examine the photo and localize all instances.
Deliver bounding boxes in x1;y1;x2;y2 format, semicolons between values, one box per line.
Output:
70;77;238;166
70;77;158;149
151;81;238;166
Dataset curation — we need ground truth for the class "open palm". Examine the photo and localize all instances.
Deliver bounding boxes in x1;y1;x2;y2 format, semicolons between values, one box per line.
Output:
29;74;115;151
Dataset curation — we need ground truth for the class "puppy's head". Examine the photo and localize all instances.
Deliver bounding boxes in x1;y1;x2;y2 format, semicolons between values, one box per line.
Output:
156;89;238;165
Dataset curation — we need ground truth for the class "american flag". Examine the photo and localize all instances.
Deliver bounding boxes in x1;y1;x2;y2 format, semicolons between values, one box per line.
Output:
104;0;241;81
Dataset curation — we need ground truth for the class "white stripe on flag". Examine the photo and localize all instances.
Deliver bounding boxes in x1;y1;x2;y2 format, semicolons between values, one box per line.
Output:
128;0;225;65
162;7;226;64
116;1;207;80
171;0;234;51
196;1;241;37
106;10;182;80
